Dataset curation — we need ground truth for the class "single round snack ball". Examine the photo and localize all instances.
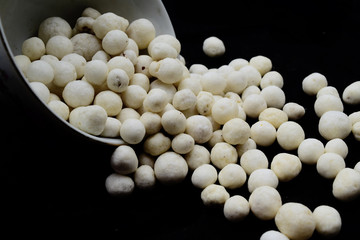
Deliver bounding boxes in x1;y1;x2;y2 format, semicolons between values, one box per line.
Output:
148;34;181;56
203;36;225;57
275;202;316;240
140;112;162;135
218;164;247;189
102;29;128;55
30;81;50;103
186;115;213;144
53;61;77;87
121;85;147;109
71;33;102;61
143;132;171;156
201;71;227;95
316;86;340;98
211;97;239;125
271;153;302;182
171;133;195;154
185;145;211;170
38;16;72;43
250;121;277;147
69;105;107;136
277;121;305;151
243;94;267;118
223;195;250;222
93;12;129;39
342;81;360;105
249;186;282;220
224;70;248;94
222;118;251;145
240;149;268;175
333;168;360;201
211;142;238;169
143;88;169;113
161;109;186;135
22;37;45;61
313;205;342;238
126;18;156;49
134;165;156;190
107;68;130;93
314;94;344;117
191;164;218;189
260;71;284;89
196;91;215;116
316;153;345;179
297;138;325;165
120;119;146;144
325;138;348;159
25;60;54;84
105;173;134;196
62;53;86;79
94;90;123;116
249;55;272;76
236;138;257;157
201;184;230;206
116;107;140;123
48;100;70;121
259;108;288;129
318;111;352;140
149;58;183;84
154;151;188;185
302;72;328;96
100;117;121;138
260;230;289;240
260;85;286;109
84;59;108;86
283;102;305;120
172;89;197;111
110;145;138;175
46;35;73;59
62;80;94;108
248;169;279;193
14;55;31;73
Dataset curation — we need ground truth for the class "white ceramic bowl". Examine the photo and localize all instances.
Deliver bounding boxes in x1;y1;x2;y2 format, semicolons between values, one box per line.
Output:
0;0;174;145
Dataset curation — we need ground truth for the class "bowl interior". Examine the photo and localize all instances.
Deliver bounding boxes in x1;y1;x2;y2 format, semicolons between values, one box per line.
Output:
0;0;175;146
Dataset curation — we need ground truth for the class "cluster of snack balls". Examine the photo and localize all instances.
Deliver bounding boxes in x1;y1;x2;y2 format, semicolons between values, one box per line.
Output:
14;7;360;240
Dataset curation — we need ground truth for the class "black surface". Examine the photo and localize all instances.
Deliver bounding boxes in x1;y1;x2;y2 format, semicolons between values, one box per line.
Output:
1;0;360;239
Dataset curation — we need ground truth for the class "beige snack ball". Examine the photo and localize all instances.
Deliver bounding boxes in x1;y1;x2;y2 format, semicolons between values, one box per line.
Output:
149;79;176;103
62;80;94;108
243;94;267;118
314;94;344;117
224;70;248;94
22;37;45;61
316;86;340;98
260;85;286;109
172;89;197;111
332;168;360;201
223;195;250;222
275;202;316;240
93;12;129;39
228;58;248;70
69;105;107;136
236;138;257;157
249;55;272;76
302;72;328;96
202;36;225;57
38;16;72;43
121;85;147;109
154;151;188;185
260;230;289;240
249;186;282;220
25;60;54;84
161;109;186;135
110;145;138;175
248;169;279;193
277;121;305;151
211;97;239;125
218;163;247;189
171;133;195;154
189;64;208;74
258;108;288;129
196;91;215;116
208;129;223;148
352;121;360;141
191;164;218;189
71;33;102;61
62;53;86;79
201;71;227;95
250;121;277;147
178;75;202;95
186;115;213;144
222;118;251;145
116;107;140;123
342;81;360;105
143;88;168;113
313;205;342;238
316;153;345;179
211;142;238;169
185;145;211;170
283;102;305;120
143;132;171;156
107;68;130;93
94;90;123;116
134;165;156;190
48;100;70;121
40;54;59;68
130;73;150;91
238;65;262;87
139;112;162;135
240;149;268;175
135;55;152;77
149;42;178;60
126;18;156;50
149;58;184;84
260;71;284;89
46;35;73;59
29;81;50;103
271;153;302;182
201;184;230;206
102;29;128;55
297;138;325;165
148;34;181;56
105;173;134;196
120;118;146;144
14;55;31;73
325;138;348;159
318;111;352;140
100;117;121;138
349;111;360;125
52;61;77;87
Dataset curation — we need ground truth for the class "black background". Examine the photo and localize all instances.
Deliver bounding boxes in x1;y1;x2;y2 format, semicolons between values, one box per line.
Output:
1;0;360;239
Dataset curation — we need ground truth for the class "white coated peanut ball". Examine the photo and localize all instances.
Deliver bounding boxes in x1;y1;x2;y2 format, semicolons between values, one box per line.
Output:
325;138;348;159
105;173;134;196
211;142;238;169
25;60;54;84
332;168;360;201
277;121;305;151
222;118;251;145
120;118;146;144
248;169;279;193
154;152;188;185
134;165;156;190
171;133;195;154
313;205;342;238
110;145;138;175
201;184;230;206
271;153;302;182
250;120;277;147
185;145;211;170
249;55;272;76
240;149;268;175
102;29;128;55
62;80;94;108
302;72;328;96
186;115;213;144
202;36;225;57
94;90;123;116
143;132;171;156
126;18;156;50
342;81;360;105
46;35;73;59
223;195;250;222
318;111;352;140
316;153;345;179
22;37;45;61
260;230;289;240
211;97;239;125
297;138;325;165
249;186;282;220
69;105;107;136
191;164;218;189
218;163;247;189
30;81;50;103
